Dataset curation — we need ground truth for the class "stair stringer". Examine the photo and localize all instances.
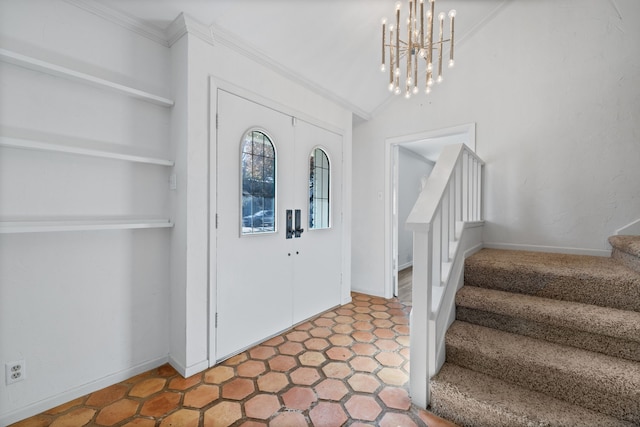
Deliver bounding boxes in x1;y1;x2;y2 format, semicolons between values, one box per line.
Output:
431;221;484;377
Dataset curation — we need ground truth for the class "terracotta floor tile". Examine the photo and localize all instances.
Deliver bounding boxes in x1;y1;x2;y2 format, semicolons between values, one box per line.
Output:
262;335;285;347
168;374;202;391
334;315;355;324
309;401;348;426
379;386;411;410
375;339;400;351
269;412;308;426
352;331;375;342
139;391;181;417
14;292;465;427
156;364;178;377
326;346;354;361
299;350;326;366
309;326;333;337
10;415;52;427
396;335;410;346
282;386;317;410
257;372;289;393
304;337;330;350
129;378;166;398
314;378;349;401
349;356;379;372
223;352;248;366
221;378;255;400
237;360;266;377
347;373;381;393
332;323;355;334
158;409;200;427
290;367;321;385
328;333;354;347
203;401;242;427
345;395;382;421
121;418;156;427
184;384;219;408
312;317;335;327
375;351;405;367
267;355;297;372
85;384;128;407
244;394;281;419
95;399;138;425
373;318;394;328
204;365;235;384
248;346;276;360
377;367;409;386
49;408;95;427
295;321;314;331
277;341;304;356
285;330;311;342
351;343;377;356
321;361;352;379
379;412;418;427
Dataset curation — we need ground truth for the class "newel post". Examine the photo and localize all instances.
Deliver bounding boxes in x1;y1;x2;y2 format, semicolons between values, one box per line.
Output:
409;225;432;408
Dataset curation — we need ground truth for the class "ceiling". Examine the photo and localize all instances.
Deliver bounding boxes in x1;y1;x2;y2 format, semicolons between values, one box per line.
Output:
92;0;508;122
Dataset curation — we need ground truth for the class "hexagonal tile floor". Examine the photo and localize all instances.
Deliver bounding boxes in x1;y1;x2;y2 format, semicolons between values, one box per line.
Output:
10;293;458;427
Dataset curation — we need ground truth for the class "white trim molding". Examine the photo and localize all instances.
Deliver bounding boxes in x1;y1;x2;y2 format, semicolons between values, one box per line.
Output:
483;242;611;257
166;13;215;48
64;0;169;46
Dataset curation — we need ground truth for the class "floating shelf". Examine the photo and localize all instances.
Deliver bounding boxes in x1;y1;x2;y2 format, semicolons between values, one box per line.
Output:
0;218;174;234
0;136;174;166
0;48;174;108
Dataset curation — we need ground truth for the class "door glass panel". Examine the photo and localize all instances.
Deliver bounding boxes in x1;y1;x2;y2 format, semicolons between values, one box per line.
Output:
241;130;276;234
309;148;330;229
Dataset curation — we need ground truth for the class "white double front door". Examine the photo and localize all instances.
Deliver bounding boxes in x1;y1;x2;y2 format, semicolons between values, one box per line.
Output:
215;90;343;361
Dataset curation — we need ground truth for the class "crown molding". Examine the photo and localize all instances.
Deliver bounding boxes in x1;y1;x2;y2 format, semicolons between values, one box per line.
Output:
166;13;214;48
211;22;370;122
63;0;169;47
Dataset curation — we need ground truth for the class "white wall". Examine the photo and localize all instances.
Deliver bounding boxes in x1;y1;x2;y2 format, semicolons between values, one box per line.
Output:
398;148;434;269
0;0;172;423
353;0;640;296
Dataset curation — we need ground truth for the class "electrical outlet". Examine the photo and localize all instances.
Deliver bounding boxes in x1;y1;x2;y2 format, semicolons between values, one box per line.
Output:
5;360;26;385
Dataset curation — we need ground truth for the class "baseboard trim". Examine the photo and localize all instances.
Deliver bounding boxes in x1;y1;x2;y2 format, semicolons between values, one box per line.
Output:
0;356;169;426
168;357;210;378
483;242;611;257
398;261;413;271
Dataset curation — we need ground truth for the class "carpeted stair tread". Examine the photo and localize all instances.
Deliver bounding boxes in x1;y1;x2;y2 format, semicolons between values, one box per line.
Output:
445;321;640;423
464;248;640;311
609;235;640;258
430;363;635;427
455;286;640;361
609;235;640;274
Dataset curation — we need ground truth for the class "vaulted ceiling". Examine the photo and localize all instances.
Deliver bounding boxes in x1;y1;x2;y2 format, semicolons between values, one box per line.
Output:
91;0;508;122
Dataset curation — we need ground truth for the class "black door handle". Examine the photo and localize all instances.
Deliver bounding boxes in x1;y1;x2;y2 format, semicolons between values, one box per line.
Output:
286;209;294;239
294;209;304;238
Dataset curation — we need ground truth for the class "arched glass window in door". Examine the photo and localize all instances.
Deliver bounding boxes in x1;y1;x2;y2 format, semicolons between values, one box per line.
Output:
309;147;330;229
241;130;276;235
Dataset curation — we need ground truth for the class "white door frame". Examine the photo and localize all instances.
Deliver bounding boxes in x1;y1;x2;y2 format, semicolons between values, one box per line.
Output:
383;123;476;299
208;76;351;364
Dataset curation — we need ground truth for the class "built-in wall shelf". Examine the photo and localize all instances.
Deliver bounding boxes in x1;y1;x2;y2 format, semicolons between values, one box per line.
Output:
0;218;174;234
0;48;174;108
0;136;174;166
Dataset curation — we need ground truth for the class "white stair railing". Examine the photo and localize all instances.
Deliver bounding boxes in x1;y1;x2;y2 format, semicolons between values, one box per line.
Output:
406;143;484;408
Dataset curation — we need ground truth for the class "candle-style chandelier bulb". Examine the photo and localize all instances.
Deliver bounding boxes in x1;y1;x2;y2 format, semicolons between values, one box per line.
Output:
380;0;456;97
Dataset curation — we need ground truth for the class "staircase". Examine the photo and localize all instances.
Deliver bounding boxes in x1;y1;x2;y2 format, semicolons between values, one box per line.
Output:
430;236;640;426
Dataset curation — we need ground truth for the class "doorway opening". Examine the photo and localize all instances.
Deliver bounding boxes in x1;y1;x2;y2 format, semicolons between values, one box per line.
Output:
384;124;476;301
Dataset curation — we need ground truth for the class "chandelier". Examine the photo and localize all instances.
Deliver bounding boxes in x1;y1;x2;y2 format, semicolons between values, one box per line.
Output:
381;0;456;97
